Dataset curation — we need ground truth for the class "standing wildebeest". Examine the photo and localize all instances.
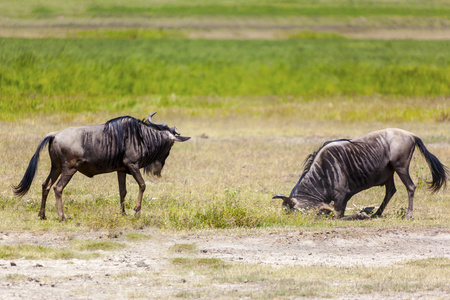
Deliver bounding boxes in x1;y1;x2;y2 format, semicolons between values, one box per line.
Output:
273;128;449;220
13;112;190;221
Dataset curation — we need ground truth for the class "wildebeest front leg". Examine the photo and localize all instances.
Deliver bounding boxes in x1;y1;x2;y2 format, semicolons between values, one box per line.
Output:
333;196;349;219
128;165;146;216
117;171;127;215
40;165;61;220
335;195;370;220
373;175;396;218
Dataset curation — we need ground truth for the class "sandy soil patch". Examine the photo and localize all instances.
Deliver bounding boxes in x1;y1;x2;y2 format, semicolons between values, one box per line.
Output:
1;17;449;40
0;227;449;299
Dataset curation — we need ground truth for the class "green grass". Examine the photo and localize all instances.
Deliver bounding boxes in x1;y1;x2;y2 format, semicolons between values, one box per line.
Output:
0;37;448;120
85;3;450;18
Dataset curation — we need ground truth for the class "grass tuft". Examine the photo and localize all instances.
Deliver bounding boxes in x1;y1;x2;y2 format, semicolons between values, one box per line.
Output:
0;244;101;260
71;239;127;251
171;257;229;270
124;232;152;241
169;243;197;254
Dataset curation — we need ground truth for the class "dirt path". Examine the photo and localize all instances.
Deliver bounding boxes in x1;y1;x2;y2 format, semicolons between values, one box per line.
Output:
0;227;449;299
2;27;449;40
1;17;449;40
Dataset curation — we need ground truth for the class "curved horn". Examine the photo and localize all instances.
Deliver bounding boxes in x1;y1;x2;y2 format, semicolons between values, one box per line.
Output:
272;194;290;201
146;112;184;137
147;112;162;126
147;112;169;130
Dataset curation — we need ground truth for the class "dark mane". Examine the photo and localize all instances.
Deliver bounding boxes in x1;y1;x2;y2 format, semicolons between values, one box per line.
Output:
299;139;352;181
104;115;144;144
102;116;166;166
105;115;141;127
104;115;166;133
103;115;168;145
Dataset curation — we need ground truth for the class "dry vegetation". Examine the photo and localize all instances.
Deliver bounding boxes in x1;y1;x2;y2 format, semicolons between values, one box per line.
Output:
1;112;449;230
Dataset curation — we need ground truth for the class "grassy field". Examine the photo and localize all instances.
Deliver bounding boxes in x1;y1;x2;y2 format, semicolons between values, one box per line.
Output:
1;37;449;120
0;1;449;298
1;1;449;40
1;115;449;231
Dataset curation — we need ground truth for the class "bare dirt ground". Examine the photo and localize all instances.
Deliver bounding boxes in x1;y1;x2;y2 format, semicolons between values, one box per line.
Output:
1;17;450;40
2;26;450;40
0;227;449;299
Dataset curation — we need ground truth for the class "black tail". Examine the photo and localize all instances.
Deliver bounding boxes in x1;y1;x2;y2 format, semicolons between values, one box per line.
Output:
13;135;53;197
415;136;449;193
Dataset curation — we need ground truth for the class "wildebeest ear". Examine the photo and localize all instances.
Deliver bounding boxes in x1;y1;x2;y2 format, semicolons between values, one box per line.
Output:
175;136;191;142
170;126;180;135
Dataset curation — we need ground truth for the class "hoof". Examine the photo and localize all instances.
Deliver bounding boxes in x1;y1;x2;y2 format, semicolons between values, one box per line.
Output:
371;214;381;219
360;206;375;214
340;212;370;220
38;214;46;220
133;207;141;218
357;212;370;220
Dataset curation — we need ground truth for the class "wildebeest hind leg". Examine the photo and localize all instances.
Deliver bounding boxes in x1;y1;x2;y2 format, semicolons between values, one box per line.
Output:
53;170;76;221
396;168;416;220
372;175;396;218
40;166;61;220
117;171;127;215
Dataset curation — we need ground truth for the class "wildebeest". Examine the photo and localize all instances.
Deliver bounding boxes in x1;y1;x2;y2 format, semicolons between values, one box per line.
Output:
13;112;190;221
273;128;449;220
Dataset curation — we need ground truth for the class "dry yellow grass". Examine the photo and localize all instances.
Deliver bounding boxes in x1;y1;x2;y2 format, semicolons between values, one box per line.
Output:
1;108;449;230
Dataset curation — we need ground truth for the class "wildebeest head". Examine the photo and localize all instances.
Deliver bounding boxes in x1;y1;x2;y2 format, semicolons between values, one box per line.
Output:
272;194;302;212
142;112;190;176
273;194;337;216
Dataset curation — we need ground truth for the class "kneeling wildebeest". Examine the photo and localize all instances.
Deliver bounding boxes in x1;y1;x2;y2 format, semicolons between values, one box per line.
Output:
13;113;190;221
273;128;449;220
